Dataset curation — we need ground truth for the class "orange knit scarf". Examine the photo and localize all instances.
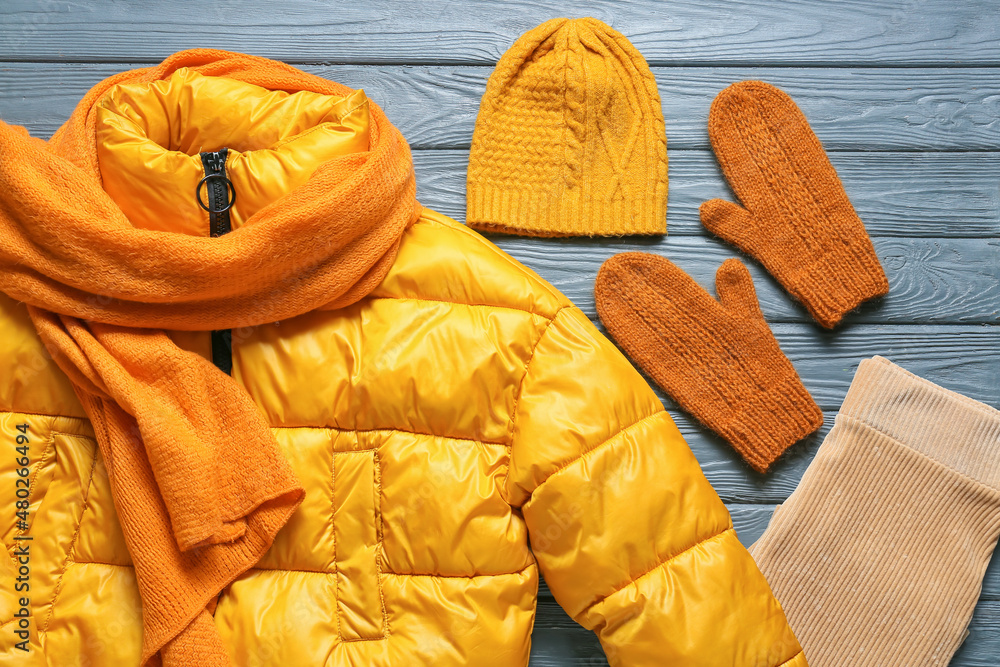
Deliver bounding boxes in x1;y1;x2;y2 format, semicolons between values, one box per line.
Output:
0;50;419;666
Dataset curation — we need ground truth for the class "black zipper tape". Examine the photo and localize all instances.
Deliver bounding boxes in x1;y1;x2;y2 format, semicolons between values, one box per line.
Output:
199;148;234;376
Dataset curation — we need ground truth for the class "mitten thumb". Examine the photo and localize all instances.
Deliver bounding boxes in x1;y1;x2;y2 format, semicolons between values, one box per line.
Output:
700;198;758;249
715;258;765;322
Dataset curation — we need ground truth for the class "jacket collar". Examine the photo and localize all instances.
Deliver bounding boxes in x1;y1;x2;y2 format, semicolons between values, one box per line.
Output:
94;67;371;234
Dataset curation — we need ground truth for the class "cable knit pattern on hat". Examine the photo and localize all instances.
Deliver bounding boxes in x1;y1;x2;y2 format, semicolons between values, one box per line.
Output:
466;17;667;237
700;80;889;328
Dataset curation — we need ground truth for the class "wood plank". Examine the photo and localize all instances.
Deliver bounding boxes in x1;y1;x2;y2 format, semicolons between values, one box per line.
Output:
490;235;1000;324
414;150;1000;239
952;600;1000;667
3;63;999;151
529;597;1000;665
675;412;829;503
1;0;998;65
660;325;999;411
679;410;824;504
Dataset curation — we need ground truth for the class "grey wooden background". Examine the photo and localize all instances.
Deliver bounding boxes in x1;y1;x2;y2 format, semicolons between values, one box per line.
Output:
1;1;998;664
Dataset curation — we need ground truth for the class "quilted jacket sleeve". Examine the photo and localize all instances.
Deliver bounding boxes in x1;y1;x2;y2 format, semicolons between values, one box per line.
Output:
507;305;806;667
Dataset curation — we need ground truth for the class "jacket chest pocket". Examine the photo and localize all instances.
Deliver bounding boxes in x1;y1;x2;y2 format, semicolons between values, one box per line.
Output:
332;449;387;641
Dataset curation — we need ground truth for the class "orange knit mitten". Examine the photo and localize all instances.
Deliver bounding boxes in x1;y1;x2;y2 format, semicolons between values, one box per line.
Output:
595;253;823;473
701;81;889;329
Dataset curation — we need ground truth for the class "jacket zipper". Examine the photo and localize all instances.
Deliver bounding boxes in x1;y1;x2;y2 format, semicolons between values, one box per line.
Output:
199;148;234;375
201;149;232;238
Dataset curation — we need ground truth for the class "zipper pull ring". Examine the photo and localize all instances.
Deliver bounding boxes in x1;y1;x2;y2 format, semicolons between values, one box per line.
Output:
196;149;236;215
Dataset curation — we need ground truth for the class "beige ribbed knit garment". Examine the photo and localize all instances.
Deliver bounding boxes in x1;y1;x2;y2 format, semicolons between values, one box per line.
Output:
751;356;1000;666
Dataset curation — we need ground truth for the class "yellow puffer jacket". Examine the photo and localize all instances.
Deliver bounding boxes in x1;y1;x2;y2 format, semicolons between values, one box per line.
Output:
0;67;806;666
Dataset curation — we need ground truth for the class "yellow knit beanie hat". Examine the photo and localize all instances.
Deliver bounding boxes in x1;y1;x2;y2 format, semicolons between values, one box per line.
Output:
466;17;667;237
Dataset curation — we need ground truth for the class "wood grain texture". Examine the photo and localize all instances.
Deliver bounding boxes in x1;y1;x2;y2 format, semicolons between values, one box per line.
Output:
659;325;1000;411
489;235;1000;324
3;62;999;151
1;0;999;65
413;149;1000;238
